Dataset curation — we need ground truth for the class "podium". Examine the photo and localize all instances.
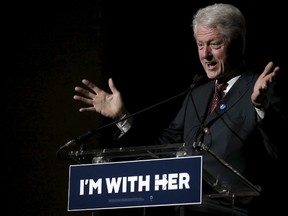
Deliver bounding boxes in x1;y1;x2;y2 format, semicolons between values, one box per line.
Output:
65;142;261;213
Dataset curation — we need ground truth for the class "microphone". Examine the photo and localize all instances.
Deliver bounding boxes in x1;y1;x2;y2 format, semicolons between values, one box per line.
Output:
59;130;95;149
58;74;205;154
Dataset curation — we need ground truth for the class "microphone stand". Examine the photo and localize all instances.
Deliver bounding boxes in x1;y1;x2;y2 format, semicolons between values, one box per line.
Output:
191;124;261;196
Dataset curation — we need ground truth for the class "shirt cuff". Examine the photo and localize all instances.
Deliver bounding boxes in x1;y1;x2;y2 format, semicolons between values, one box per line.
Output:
115;113;133;138
255;107;265;120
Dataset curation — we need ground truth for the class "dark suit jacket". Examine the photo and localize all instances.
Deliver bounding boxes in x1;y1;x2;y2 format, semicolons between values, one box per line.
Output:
153;70;285;213
157;70;270;174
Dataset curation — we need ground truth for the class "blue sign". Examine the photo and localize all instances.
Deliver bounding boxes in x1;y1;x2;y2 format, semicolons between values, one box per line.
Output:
68;156;202;211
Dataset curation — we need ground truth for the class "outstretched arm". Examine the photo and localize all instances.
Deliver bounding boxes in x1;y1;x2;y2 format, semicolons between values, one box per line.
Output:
251;61;280;109
73;78;128;120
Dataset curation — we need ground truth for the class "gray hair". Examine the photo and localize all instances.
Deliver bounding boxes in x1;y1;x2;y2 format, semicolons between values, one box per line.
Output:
192;3;246;54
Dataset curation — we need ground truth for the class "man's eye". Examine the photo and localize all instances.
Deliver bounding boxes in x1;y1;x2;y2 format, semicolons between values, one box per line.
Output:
210;43;222;49
197;43;204;49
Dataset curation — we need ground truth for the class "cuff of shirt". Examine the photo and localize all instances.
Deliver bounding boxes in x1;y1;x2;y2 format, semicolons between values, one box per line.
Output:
115;113;133;138
255;107;265;120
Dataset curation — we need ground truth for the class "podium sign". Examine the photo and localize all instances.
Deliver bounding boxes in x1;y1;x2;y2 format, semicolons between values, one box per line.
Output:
68;156;202;211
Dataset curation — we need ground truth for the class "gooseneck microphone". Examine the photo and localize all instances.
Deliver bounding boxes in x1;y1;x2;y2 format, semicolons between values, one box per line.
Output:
57;74;204;157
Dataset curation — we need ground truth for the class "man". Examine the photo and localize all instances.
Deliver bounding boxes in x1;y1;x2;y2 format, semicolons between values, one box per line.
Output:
73;3;284;215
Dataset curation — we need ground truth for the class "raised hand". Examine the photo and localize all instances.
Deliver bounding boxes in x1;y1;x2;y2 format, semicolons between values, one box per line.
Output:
251;61;280;109
73;78;128;120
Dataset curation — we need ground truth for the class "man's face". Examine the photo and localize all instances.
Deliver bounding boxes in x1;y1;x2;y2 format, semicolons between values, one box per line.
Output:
195;25;231;80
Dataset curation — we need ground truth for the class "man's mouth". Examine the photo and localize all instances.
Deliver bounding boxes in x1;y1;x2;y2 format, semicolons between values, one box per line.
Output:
206;62;217;69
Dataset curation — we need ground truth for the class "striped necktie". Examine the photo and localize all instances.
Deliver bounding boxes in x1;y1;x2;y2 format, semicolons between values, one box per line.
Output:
210;82;227;113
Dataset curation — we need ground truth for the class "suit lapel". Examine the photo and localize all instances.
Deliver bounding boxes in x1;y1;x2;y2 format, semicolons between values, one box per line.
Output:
204;70;256;124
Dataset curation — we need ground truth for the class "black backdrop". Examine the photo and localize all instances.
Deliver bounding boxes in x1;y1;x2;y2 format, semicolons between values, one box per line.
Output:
5;1;286;215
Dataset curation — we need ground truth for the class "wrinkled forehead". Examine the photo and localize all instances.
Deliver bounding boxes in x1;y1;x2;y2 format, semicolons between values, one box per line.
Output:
195;26;228;42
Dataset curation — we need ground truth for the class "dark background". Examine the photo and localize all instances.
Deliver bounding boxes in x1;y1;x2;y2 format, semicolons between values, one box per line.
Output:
5;0;286;215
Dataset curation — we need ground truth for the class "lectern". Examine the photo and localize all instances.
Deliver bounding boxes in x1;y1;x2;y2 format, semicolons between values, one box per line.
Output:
64;143;261;213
